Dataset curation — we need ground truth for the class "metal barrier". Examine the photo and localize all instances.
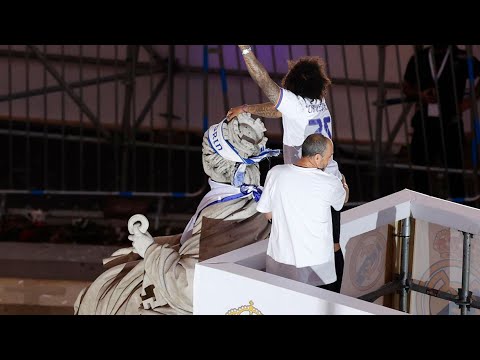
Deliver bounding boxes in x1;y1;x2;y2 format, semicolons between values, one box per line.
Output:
1;45;480;212
0;45;207;202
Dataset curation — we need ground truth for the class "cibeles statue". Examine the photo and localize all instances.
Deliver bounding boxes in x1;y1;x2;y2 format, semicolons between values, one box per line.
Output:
74;113;280;315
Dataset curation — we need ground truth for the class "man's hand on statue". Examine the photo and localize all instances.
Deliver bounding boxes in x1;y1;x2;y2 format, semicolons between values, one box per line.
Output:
128;226;154;258
226;105;247;121
238;45;251;51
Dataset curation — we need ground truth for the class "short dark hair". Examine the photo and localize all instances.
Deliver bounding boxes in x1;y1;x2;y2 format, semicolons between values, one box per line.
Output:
281;56;331;101
302;133;330;158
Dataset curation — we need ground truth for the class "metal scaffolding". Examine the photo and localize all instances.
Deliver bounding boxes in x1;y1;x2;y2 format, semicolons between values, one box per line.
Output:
358;216;479;314
1;44;480;222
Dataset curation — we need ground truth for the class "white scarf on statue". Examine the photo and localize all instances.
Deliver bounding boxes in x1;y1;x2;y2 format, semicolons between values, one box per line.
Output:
207;118;281;186
179;178;263;245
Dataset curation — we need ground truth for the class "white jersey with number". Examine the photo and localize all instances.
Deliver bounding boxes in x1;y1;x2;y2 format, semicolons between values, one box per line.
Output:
275;87;341;179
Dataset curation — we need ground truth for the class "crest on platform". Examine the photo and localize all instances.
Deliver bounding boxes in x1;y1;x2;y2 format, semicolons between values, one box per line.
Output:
225;300;263;315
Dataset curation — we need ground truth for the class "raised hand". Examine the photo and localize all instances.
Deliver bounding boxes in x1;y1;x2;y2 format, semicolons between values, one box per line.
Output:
128;224;154;258
127;214;154;258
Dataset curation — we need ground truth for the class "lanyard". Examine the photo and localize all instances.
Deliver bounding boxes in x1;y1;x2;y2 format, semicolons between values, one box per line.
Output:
429;47;451;80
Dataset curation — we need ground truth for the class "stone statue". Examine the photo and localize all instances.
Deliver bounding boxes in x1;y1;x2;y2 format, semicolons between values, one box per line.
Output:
74;113;279;315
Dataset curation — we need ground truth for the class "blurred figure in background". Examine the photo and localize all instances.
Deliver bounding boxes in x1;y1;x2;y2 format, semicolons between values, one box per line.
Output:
402;44;480;199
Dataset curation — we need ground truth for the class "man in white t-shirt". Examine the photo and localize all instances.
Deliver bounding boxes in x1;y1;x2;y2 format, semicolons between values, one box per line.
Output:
227;45;346;292
257;134;349;289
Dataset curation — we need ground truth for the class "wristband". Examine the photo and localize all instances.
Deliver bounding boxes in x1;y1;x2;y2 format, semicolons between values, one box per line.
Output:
242;47;252;55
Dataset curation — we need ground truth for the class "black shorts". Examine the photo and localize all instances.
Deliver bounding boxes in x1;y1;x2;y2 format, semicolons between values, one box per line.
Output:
331;207;340;244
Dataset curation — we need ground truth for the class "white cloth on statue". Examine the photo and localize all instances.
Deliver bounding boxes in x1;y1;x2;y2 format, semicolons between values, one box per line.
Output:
207;118;280;186
180;178;261;245
275;87;342;179
257;164;345;286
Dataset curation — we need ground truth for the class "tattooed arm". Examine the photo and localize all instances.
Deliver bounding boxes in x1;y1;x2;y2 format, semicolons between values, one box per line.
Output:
226;102;282;121
238;45;281;105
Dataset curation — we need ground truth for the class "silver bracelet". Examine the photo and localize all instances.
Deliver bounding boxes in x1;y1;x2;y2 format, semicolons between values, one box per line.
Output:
242;47;252;56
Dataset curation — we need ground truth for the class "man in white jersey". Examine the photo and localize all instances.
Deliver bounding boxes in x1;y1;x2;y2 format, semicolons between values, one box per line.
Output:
227;45;347;292
257;134;349;289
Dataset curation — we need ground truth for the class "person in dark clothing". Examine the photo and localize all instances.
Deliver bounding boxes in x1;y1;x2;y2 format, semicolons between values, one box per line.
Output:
403;45;480;199
318;207;343;293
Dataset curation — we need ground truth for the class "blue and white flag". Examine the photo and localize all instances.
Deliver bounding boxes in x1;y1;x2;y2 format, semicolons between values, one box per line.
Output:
207;118;281;187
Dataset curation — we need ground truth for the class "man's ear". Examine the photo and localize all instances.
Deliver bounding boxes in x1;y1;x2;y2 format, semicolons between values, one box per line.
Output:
314;153;322;164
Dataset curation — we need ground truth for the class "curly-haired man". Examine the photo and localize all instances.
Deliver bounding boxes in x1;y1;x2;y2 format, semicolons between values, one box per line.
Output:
228;45;346;293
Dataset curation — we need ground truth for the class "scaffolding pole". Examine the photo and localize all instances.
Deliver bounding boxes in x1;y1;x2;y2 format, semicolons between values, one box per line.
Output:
120;45;139;191
374;45;387;198
459;232;472;315
26;45;109;139
399;216;411;312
